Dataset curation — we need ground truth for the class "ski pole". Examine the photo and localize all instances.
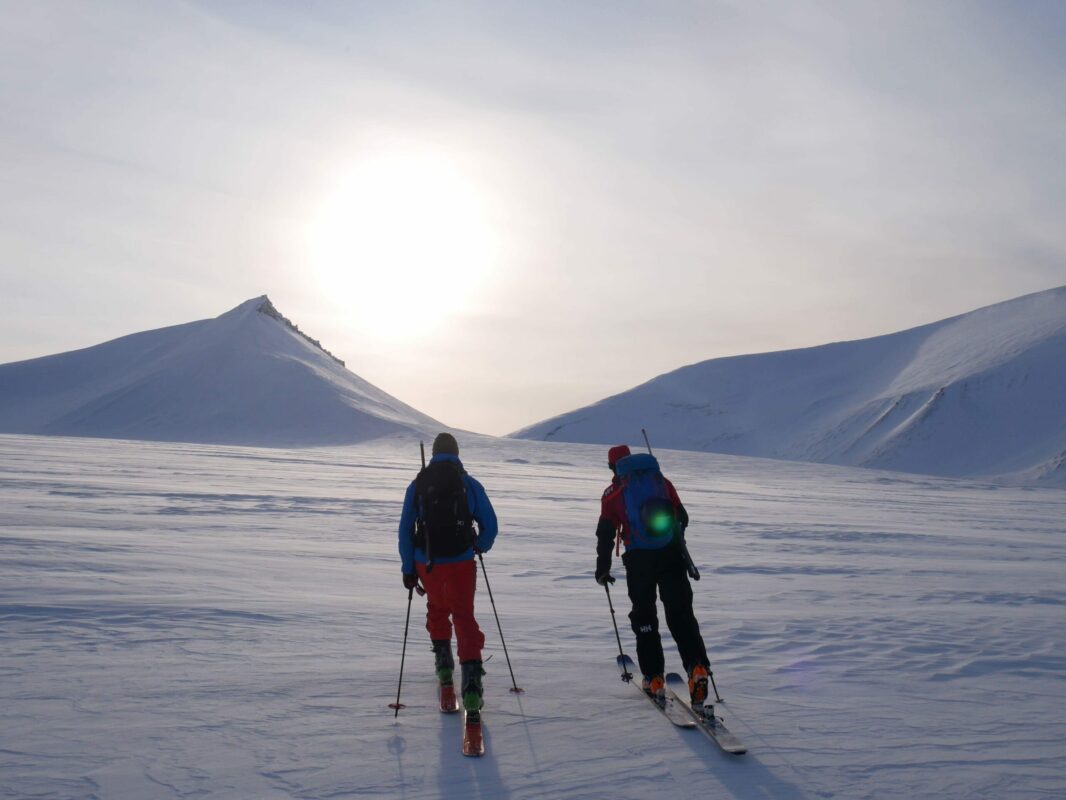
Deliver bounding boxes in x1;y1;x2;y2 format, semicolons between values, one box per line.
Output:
476;551;524;693
604;582;632;682
388;586;415;717
679;537;701;581
419;441;434;574
641;427;654;455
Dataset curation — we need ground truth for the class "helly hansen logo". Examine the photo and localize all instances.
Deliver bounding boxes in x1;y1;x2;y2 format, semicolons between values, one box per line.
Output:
638;624;654;633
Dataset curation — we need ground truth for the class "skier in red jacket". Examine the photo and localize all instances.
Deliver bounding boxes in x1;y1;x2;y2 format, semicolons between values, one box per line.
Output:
594;444;711;711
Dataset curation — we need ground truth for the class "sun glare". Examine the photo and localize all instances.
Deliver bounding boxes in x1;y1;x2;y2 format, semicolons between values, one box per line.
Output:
308;150;499;338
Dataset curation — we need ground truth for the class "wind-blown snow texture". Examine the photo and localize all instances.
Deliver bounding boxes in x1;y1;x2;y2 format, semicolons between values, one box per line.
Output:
2;434;1064;799
0;296;441;446
512;286;1066;486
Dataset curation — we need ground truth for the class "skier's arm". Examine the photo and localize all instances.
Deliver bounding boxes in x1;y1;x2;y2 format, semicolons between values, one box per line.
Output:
595;486;624;582
398;481;418;574
467;476;498;553
595;516;616;579
666;479;690;529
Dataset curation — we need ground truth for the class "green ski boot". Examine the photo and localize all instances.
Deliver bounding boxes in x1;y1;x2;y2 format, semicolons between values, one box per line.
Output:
432;639;454;685
460;659;485;711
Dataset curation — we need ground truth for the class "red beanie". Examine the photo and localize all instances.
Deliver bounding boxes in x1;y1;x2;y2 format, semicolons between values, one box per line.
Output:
608;445;631;468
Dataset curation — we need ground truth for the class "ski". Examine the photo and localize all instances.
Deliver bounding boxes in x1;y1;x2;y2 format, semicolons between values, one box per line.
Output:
461;709;485;757
439;682;459;713
665;673;747;754
618;655;696;728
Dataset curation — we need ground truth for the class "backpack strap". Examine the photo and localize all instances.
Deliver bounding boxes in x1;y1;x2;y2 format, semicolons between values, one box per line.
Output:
615;475;631;556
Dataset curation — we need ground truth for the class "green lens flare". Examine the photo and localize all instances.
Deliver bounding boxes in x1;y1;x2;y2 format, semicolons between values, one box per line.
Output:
647;508;674;536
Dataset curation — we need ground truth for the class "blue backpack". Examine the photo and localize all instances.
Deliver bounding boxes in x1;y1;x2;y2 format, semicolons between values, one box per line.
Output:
615;453;677;550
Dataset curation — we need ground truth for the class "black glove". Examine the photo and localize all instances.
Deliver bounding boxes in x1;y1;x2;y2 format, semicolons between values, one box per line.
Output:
595;568;616;586
402;573;420;590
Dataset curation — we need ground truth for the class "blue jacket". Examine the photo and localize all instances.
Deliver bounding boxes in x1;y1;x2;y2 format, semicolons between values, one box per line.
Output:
398;454;498;575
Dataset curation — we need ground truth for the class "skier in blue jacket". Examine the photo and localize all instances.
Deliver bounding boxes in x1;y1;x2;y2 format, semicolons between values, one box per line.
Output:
398;433;498;711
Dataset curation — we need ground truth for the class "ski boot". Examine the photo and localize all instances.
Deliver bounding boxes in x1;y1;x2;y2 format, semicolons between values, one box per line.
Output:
460;659;485;712
432;639;454;685
642;674;666;706
688;664;711;719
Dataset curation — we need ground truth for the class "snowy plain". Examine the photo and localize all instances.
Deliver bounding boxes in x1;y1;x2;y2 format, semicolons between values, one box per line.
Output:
2;432;1064;800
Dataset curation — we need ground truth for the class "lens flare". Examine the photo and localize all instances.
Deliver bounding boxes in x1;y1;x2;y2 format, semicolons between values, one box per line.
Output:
646;507;675;537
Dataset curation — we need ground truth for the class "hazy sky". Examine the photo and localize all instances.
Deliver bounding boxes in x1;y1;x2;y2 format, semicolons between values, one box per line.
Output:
3;1;1066;435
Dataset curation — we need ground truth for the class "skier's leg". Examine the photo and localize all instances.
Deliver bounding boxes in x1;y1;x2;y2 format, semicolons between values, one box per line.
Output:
624;550;665;678
417;561;454;643
659;551;709;673
448;559;485;663
445;558;486;711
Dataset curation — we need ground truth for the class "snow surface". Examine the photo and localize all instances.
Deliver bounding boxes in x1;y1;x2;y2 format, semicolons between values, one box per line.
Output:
0;297;441;446
512;286;1066;486
2;433;1064;799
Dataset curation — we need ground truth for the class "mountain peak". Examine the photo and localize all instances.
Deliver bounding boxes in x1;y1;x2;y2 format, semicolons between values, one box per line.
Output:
0;298;443;446
248;296;344;367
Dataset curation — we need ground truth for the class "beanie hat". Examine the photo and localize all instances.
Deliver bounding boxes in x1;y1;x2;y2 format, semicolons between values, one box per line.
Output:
607;444;631;468
432;432;460;457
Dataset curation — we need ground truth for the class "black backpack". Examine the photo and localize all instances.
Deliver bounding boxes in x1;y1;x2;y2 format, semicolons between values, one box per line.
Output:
414;460;475;559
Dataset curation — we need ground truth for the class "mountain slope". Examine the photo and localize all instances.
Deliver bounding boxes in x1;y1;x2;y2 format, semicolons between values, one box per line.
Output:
0;296;442;446
512;286;1066;483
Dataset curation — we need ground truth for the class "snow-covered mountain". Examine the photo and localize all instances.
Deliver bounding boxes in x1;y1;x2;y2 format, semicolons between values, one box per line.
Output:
0;296;442;446
513;286;1066;484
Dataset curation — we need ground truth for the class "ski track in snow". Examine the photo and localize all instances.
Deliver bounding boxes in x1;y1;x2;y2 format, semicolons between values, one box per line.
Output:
1;434;1064;799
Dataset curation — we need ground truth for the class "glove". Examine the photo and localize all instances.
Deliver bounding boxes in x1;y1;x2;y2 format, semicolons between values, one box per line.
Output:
402;573;420;590
595;569;616;586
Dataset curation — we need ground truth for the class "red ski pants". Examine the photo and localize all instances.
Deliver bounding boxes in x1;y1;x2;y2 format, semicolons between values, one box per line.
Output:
416;558;484;663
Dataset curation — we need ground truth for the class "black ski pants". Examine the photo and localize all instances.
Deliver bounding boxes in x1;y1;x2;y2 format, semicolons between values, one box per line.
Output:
623;545;709;679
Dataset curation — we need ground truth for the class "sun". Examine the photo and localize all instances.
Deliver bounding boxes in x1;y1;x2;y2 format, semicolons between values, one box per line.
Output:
307;149;499;338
